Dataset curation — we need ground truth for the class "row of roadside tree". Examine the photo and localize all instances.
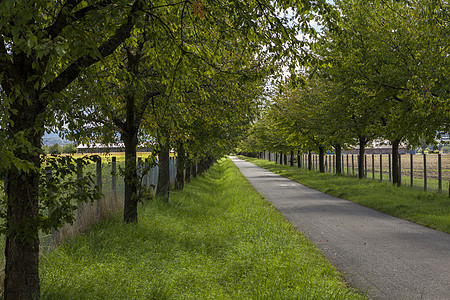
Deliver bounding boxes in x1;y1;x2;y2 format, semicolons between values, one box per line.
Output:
239;0;449;187
0;0;335;298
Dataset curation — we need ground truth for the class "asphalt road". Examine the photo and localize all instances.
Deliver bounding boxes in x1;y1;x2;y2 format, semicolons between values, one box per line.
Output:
230;156;450;300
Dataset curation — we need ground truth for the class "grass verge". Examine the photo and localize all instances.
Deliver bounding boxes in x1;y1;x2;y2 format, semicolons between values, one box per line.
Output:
241;156;450;234
40;157;364;299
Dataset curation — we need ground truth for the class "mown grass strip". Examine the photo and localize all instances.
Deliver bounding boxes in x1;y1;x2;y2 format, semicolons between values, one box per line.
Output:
241;156;450;234
40;158;364;299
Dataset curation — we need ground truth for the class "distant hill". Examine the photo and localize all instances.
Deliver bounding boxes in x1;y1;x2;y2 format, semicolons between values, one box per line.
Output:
43;132;71;146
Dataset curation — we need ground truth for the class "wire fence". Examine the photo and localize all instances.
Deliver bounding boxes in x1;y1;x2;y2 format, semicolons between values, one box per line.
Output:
0;155;180;257
262;152;450;196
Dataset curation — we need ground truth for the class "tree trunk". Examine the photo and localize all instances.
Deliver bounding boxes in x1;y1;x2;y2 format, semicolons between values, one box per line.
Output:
335;144;342;174
175;143;185;190
308;150;312;170
185;160;191;183
199;160;206;175
4;96;44;299
5;169;41;300
121;87;140;223
283;152;287;165
156;143;170;202
122;131;138;223
358;136;366;179
290;150;294;166
297;150;301;168
192;163;197;178
319;147;325;173
392;139;401;186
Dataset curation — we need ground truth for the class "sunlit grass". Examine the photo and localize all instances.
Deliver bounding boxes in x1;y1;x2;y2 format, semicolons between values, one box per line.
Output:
242;156;450;233
40;158;364;299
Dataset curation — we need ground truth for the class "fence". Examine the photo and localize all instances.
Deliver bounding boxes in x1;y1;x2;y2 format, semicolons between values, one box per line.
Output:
262;151;450;196
1;155;180;251
0;154;215;273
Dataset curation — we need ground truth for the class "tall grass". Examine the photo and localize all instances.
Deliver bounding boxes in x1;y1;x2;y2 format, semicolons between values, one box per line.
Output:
40;158;364;299
242;156;450;234
0;156;127;294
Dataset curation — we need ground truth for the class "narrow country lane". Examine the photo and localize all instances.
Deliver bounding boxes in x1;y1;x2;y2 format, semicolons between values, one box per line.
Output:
230;156;450;300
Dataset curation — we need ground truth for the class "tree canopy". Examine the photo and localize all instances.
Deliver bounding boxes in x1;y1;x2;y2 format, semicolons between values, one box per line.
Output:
1;0;327;298
239;0;449;180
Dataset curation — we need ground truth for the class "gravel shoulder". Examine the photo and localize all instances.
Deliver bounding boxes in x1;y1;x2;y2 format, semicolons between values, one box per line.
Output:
230;156;450;300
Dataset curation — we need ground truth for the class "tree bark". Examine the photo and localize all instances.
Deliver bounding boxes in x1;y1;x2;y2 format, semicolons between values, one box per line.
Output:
319;147;325;173
156;143;170;202
198;160;206;175
297;150;301;168
122;129;138;223
5;140;41;300
335;144;342;174
192;163;197;178
308;150;312;170
175;143;185;190
358;136;366;179
392;139;401;186
283;152;287;165
4;83;43;299
184;165;191;183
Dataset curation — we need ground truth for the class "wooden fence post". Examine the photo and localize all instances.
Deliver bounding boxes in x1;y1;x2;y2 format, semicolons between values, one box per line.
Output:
365;155;367;178
144;158;149;188
111;157;117;194
410;153;413;187
76;160;83;220
331;155;336;174
424;154;427;192
380;154;383;181
96;157;102;218
347;155;349;175
438;153;442;192
389;154;392;182
372;154;375;180
352;155;355;176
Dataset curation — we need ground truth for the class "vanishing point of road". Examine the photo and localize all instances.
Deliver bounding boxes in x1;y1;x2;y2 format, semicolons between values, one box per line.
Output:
230;156;450;300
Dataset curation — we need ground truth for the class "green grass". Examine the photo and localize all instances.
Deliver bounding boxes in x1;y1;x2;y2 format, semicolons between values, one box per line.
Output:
242;156;450;234
40;158;364;299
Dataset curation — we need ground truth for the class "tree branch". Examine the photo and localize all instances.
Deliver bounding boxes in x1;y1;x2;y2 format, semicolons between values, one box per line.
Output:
43;0;142;96
44;0;113;39
136;90;161;125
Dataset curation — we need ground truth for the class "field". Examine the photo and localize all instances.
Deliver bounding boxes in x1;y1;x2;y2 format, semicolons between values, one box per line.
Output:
302;153;450;194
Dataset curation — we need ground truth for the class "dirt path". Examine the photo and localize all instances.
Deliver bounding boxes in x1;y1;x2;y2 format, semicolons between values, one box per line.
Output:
230;156;450;300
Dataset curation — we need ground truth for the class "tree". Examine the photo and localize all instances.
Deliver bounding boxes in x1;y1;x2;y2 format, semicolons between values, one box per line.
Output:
0;1;143;297
48;143;62;155
61;143;77;154
314;0;449;183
